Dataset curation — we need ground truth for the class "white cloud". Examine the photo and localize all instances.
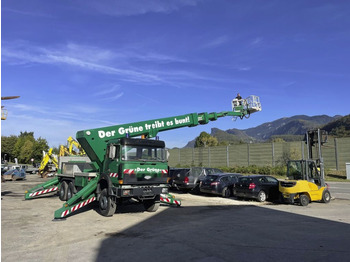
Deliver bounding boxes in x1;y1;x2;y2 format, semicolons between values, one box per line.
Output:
85;0;200;17
99;92;124;102
2;42;162;83
202;35;230;49
250;37;263;46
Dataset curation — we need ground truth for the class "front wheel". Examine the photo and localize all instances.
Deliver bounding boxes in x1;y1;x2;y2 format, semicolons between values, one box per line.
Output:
144;195;160;212
257;190;267;202
99;188;116;217
321;190;331;203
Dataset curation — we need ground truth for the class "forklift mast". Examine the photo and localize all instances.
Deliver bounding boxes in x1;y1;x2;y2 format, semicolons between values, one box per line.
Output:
304;129;328;186
305;129;328;160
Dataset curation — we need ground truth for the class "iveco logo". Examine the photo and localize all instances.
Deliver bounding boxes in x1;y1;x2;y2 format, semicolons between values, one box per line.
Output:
144;175;151;180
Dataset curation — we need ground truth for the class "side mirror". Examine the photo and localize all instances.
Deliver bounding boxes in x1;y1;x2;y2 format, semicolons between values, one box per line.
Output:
109;145;116;159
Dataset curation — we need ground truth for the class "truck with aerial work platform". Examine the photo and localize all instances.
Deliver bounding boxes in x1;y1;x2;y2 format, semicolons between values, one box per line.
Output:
24;95;262;219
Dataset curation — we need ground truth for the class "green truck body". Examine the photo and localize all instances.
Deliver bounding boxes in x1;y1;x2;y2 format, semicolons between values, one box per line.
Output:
24;95;262;219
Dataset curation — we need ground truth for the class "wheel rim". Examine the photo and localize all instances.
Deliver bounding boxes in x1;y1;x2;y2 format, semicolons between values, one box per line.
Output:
100;195;108;210
301;195;308;206
259;191;266;202
60;187;65;198
67;188;72;200
325;192;330;201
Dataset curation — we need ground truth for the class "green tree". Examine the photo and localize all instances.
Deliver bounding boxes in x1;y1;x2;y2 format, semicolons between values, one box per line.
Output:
32;137;50;163
195;132;218;147
1;135;19;161
8;132;49;164
19;140;34;163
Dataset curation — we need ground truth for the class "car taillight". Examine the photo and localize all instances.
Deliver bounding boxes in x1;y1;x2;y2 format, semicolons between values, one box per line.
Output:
210;182;219;186
249;183;256;190
184;177;189;184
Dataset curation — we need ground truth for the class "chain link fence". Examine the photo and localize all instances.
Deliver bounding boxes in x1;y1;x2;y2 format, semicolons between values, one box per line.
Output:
168;137;350;170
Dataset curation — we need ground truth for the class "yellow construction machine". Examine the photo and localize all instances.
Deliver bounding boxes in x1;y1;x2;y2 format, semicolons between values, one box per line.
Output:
279;129;331;206
39;137;85;177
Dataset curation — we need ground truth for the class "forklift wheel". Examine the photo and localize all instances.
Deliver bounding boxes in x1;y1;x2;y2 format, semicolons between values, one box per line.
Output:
299;194;309;206
321;190;331;203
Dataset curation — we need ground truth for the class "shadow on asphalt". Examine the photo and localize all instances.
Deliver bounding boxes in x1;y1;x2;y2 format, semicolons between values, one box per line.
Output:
95;203;350;262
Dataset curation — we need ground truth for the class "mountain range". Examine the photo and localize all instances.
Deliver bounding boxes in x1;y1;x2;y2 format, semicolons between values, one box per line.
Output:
184;114;347;148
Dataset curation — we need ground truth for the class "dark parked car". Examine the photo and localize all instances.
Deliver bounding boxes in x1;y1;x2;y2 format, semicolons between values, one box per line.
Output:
168;168;190;189
233;175;280;202
200;173;242;197
172;167;223;193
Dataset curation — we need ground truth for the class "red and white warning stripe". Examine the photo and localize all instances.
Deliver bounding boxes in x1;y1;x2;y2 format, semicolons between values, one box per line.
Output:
160;196;181;206
61;196;96;218
29;187;58;197
123;169;135;175
161;170;168;175
109;173;118;178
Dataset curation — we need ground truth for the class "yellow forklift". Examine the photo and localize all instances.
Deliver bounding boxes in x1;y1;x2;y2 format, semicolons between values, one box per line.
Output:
279;129;331;206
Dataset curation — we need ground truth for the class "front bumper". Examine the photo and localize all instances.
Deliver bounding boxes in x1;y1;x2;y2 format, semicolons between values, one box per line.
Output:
111;184;168;200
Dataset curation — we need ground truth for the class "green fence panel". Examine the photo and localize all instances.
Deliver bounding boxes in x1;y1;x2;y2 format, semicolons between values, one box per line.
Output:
228;144;248;167
168;137;350;170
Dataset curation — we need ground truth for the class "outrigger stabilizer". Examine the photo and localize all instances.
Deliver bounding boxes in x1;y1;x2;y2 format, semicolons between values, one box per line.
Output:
25;177;181;219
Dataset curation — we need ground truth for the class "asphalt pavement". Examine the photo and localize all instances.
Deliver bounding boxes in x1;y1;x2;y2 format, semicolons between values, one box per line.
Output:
1;176;350;262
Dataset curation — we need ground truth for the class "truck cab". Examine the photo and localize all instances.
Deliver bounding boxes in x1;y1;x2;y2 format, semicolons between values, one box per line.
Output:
97;138;169;215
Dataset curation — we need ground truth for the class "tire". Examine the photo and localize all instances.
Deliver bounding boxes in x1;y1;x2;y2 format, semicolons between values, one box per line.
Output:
299;194;309;206
99;188;116;217
67;182;76;200
144;195;160;212
257;190;267;202
321;189;331;203
222;187;231;198
59;181;68;201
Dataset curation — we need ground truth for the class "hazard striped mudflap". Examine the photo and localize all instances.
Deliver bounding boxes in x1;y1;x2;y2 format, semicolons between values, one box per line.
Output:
160;193;181;207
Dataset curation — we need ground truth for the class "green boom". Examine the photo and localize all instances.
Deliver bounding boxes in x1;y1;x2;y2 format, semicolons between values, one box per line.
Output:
76;95;261;170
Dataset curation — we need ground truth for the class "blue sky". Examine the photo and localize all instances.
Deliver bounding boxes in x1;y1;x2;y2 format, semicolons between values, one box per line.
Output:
2;0;350;148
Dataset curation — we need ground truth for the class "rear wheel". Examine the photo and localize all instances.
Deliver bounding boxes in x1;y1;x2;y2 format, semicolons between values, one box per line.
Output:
222;187;231;198
67;182;76;200
299;194;309;206
99;188;116;216
321;190;331;203
59;181;68;201
257;190;267;202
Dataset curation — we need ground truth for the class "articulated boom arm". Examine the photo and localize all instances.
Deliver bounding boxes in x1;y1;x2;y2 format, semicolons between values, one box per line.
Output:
76;95;261;168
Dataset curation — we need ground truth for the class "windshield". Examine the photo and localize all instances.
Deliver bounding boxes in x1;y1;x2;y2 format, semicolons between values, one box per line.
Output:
287;161;303;180
122;145;166;162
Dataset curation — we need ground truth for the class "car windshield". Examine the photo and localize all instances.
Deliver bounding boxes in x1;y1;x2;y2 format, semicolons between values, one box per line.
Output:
122;145;166;162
